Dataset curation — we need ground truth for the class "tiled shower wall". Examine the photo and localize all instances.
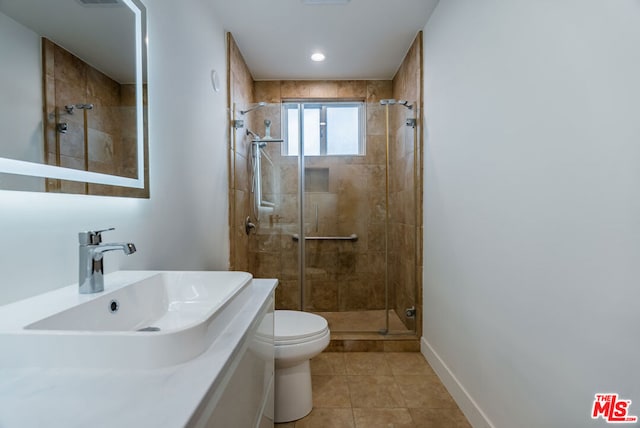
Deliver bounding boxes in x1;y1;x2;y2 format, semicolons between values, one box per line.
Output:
227;32;423;332
42;38;142;197
390;33;423;333
251;80;392;314
228;34;256;274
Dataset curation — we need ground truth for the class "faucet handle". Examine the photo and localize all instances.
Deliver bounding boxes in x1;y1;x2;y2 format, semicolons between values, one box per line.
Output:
78;227;115;245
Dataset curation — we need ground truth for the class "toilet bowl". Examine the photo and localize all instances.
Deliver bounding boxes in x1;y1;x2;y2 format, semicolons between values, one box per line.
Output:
274;310;330;423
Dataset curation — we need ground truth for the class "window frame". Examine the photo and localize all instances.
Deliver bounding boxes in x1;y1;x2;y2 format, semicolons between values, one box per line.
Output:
282;100;366;156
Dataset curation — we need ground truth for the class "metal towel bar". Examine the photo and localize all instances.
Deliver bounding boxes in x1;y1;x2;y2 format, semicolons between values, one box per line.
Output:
292;233;358;242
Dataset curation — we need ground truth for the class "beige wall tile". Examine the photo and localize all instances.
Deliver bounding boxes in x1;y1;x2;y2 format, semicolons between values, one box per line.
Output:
337;80;367;99
254;80;281;103
367;80;393;102
281;80;311;98
308;81;338;98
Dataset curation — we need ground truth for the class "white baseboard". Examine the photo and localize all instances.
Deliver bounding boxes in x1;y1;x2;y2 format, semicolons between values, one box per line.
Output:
420;337;496;428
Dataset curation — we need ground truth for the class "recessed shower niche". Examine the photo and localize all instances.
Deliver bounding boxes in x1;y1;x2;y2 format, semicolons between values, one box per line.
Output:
304;168;330;193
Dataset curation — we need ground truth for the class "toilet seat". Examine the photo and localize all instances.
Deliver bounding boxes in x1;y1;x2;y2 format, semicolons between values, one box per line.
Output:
274;311;329;345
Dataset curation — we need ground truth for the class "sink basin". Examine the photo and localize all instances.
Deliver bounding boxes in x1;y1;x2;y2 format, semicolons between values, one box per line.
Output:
0;271;253;369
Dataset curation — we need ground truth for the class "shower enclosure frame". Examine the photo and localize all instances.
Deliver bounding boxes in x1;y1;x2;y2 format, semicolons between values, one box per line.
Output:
281;100;420;336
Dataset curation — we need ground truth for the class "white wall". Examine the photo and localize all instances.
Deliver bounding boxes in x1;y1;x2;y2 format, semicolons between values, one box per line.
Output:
0;0;229;306
422;1;640;427
0;11;45;191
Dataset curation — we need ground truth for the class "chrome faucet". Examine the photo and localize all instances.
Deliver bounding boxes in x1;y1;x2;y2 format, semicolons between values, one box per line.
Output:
78;228;136;294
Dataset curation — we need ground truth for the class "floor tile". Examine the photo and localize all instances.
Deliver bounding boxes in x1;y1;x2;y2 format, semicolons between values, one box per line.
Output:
409;408;472;428
395;376;458;409
385;352;437;376
311;353;347;375
345;352;392;375
278;352;471;428
353;408;415;428
294;408;355;428
348;375;406;408
311;375;351;408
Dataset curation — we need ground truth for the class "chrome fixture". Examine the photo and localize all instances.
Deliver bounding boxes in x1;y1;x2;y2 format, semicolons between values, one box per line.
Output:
379;99;413;110
233;100;268;128
247;128;284;144
245;216;256;235
291;233;358;242
264;119;273;139
405;306;416;318
240;101;266;115
56;122;68;134
78;228;136;294
405;118;417;128
64;104;94;114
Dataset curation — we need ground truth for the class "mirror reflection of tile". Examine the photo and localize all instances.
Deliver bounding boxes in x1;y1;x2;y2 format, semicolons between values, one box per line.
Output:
42;38;144;196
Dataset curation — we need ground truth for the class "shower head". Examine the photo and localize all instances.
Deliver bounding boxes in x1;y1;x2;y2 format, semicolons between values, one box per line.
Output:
240;102;267;115
379;99;413;110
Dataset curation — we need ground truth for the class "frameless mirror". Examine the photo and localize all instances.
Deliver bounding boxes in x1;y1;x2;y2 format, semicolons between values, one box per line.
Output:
0;0;148;197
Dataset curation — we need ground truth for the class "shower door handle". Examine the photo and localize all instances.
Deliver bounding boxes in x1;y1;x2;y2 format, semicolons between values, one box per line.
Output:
292;234;358;242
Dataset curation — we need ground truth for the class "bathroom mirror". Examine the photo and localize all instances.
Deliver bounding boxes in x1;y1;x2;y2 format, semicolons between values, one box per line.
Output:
0;0;148;197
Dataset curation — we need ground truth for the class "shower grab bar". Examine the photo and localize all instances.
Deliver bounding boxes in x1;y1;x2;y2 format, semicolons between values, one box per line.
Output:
292;234;358;242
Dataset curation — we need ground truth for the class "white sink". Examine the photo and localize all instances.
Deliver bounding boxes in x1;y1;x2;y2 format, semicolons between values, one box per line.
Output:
0;271;253;369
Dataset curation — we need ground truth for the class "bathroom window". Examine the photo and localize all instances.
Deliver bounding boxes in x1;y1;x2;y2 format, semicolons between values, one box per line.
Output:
283;101;365;156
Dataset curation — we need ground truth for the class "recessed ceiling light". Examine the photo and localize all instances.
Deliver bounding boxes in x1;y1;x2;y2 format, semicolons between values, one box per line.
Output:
311;52;326;62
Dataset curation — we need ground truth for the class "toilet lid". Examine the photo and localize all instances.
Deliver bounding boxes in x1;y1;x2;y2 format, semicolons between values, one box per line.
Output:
274;311;329;344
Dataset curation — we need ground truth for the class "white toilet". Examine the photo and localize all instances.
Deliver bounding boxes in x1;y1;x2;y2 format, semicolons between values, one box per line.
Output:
274;310;330;423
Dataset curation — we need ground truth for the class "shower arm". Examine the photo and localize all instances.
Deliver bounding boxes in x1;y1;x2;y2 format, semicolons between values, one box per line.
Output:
240;102;266;115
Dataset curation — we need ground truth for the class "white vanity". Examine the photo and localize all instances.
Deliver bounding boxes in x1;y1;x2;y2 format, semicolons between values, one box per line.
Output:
0;271;277;428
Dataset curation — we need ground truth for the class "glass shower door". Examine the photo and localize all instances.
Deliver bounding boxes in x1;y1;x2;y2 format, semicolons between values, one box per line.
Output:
289;101;387;333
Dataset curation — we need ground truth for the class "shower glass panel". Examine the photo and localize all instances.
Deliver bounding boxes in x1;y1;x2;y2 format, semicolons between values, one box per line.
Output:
386;101;420;335
289;101;417;335
238;103;302;309
240;100;419;336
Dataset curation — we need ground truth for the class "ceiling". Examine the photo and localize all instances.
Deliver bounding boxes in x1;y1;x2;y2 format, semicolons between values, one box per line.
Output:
210;0;439;81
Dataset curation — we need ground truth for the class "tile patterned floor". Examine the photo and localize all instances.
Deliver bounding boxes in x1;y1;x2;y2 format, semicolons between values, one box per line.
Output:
275;352;472;428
